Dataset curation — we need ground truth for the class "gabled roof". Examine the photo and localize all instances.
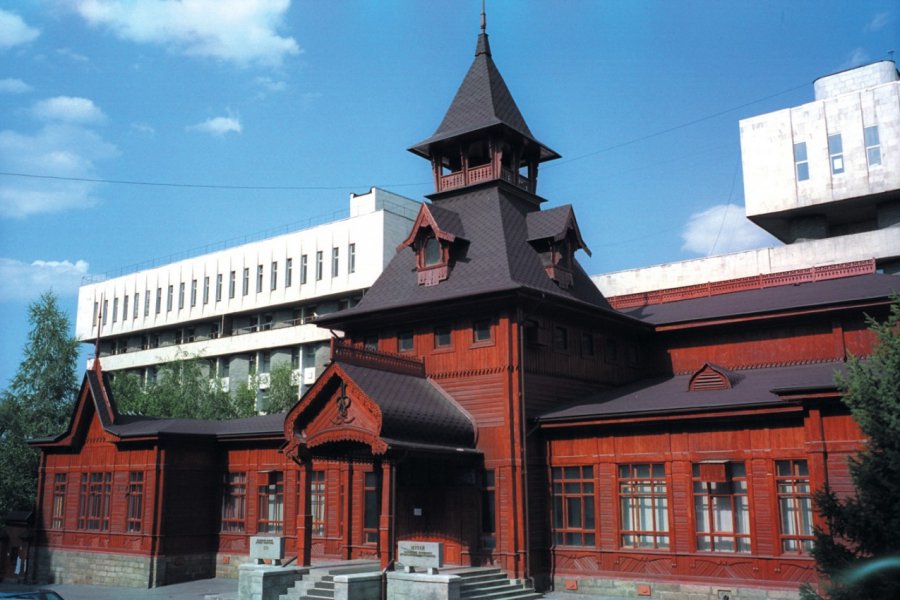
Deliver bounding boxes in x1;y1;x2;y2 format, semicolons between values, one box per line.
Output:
284;352;477;457
409;33;559;162
622;273;899;326
30;367;285;448
539;361;847;424
526;204;592;256
397;203;465;250
319;185;623;327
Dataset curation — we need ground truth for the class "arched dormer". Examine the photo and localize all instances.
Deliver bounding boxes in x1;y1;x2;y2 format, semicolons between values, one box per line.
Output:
688;363;742;392
398;204;466;286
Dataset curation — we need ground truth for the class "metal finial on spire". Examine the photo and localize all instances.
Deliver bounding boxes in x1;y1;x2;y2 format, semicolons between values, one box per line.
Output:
481;0;486;33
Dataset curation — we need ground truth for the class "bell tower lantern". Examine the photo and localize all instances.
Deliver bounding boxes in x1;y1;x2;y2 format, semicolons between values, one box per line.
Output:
408;13;560;196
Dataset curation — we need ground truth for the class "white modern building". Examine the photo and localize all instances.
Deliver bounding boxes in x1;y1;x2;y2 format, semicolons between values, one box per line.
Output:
77;188;419;405
595;60;900;298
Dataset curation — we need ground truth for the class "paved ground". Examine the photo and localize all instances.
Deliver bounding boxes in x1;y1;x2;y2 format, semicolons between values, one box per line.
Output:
0;578;238;600
0;577;621;599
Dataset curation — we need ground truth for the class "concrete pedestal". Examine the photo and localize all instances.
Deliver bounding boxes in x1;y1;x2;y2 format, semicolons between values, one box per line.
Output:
238;563;307;600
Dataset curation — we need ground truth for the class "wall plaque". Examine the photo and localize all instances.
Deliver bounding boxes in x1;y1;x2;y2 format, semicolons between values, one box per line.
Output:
397;540;443;569
249;536;284;561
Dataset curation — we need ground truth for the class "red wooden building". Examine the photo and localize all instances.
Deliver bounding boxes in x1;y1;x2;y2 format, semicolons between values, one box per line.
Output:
28;23;899;598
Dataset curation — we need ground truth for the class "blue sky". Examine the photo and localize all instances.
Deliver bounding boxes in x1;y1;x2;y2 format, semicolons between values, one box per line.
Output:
0;1;896;387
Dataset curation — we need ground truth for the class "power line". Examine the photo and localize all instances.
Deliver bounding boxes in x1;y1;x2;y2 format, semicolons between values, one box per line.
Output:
0;170;428;191
544;82;809;169
0;81;809;191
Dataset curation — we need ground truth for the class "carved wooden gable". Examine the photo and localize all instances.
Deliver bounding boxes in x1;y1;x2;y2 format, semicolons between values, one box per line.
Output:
397;203;463;287
284;364;387;459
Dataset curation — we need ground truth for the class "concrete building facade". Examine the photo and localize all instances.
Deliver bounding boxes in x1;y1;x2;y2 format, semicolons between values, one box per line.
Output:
595;60;900;299
76;188;419;405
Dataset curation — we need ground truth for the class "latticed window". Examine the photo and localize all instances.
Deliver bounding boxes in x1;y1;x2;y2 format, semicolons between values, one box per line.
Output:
257;472;284;534
78;472;111;531
221;472;246;532
310;470;326;537
693;462;750;553
776;460;814;553
551;466;595;546
51;473;66;529
618;463;669;549
126;471;144;532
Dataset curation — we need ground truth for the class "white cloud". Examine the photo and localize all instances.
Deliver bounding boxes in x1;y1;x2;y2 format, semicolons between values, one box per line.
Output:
33;96;107;124
130;122;156;136
0;258;90;301
681;204;780;256
865;12;890;32
0;78;32;94
842;47;870;69
188;115;242;137
0;122;119;218
255;75;287;95
57;47;91;63
0;9;40;50
75;0;300;68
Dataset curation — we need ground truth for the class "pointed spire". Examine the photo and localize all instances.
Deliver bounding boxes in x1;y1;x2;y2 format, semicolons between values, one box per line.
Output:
476;0;491;56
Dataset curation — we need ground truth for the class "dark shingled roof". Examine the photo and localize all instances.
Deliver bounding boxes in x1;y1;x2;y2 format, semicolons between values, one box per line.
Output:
30;368;287;445
409;33;558;162
427;203;466;239
337;361;476;449
539;361;847;423
320;185;618;325
622;273;900;326
106;412;286;439
526;205;575;242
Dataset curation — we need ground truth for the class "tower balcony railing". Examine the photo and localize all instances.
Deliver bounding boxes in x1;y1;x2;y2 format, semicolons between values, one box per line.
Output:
438;164;531;192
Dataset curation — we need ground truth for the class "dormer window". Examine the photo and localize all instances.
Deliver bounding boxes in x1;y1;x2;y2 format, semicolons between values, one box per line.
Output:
424;237;441;267
399;204;466;287
526;205;591;290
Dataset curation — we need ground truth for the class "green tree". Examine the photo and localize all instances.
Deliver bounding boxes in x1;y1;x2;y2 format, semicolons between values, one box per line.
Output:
0;292;79;516
111;353;255;420
261;362;300;414
801;300;900;599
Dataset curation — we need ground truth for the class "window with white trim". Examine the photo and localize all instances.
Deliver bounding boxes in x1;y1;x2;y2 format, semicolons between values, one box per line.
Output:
864;126;881;167
618;463;669;549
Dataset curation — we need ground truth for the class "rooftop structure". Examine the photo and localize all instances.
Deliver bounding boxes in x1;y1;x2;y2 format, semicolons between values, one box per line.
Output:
595;60;900;299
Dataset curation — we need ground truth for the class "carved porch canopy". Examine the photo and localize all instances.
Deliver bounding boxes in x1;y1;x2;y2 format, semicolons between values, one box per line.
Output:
284;343;477;462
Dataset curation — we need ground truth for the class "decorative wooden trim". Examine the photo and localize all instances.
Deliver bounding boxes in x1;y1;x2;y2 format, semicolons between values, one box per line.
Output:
688;363;741;392
608;259;876;310
332;340;425;377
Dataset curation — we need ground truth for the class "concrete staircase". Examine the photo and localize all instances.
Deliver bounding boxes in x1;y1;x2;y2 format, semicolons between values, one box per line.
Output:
278;561;380;600
450;567;542;600
278;562;541;600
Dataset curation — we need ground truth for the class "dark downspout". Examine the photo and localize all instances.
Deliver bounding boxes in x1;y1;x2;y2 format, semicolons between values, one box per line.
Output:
517;307;531;583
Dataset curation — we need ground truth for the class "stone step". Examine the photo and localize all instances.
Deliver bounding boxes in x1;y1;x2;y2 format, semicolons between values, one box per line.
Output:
462;589;542;600
461;577;511;591
449;567;504;578
462;573;509;589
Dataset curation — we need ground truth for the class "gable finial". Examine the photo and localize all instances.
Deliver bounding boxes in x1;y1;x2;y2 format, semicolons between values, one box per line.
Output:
481;0;486;34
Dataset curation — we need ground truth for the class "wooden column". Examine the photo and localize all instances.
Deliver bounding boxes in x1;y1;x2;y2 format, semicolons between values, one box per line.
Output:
379;461;395;569
342;462;353;559
296;459;312;566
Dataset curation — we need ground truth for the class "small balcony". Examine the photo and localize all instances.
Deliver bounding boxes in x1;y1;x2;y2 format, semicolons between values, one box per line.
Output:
437;164;531;193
